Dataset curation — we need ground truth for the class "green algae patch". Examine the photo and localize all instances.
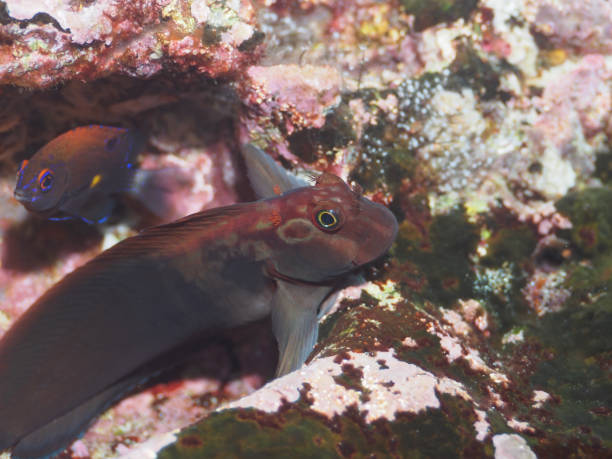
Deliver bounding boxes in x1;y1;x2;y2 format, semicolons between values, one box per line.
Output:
470;186;612;454
447;40;507;101
158;407;340;458
556;188;612;257
565;258;612;307
158;390;487;458
473;262;527;332
318;281;426;341
521;258;612;451
528;306;612;451
315;283;461;385
315;301;448;372
389;394;488;457
317;283;495;399
481;226;537;269
201;24;227;46
393;207;479;306
288;102;356;164
317;293;443;363
400;0;478;32
474;221;536;332
594;149;612;184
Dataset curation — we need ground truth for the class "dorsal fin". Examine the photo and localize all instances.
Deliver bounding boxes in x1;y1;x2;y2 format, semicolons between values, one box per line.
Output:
241;144;309;198
315;173;346;187
99;203;251;260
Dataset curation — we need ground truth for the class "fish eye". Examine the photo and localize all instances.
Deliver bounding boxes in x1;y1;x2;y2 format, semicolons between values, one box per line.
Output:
314;209;340;231
38;169;54;192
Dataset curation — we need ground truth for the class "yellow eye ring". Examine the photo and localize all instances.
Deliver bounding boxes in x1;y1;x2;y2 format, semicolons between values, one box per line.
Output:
315;209;339;230
38;168;54;192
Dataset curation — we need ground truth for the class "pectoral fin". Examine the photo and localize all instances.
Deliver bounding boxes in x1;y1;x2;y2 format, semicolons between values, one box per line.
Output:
271;280;332;376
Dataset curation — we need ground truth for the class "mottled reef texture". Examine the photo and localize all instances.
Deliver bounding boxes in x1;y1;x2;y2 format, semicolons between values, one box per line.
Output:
0;0;611;458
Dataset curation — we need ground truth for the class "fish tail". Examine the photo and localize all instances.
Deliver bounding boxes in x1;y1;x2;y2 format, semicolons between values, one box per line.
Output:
128;168;193;220
127;129;147;164
7;375;142;459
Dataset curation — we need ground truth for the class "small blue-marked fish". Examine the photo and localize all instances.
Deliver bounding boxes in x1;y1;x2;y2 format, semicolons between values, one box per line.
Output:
0;145;398;458
14;125;188;224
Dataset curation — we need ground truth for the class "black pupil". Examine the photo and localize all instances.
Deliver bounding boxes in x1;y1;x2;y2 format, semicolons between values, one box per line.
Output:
320;211;336;227
42;174;52;188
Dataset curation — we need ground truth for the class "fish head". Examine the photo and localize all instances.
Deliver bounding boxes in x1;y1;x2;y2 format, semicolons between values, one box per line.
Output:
269;173;398;284
14;155;70;214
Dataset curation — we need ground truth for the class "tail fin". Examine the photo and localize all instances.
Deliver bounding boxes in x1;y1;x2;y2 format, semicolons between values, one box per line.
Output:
9;375;142;459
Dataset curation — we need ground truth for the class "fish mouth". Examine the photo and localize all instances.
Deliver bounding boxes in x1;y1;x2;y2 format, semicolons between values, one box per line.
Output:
13;188;33;204
352;199;398;265
265;262;344;287
14;189;58;214
266;260;362;289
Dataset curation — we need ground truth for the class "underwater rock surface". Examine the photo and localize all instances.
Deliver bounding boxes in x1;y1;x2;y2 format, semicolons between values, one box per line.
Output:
1;0;611;457
0;0;263;88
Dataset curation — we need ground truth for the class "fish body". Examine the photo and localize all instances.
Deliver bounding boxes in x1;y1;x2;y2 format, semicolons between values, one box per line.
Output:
0;162;397;458
14;125;140;224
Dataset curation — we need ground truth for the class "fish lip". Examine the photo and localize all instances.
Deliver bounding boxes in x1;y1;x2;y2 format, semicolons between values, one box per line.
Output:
13;188;32;203
265;262;341;287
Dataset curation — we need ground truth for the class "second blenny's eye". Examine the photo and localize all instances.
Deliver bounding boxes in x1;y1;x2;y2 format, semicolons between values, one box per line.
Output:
315;209;339;230
38;169;54;192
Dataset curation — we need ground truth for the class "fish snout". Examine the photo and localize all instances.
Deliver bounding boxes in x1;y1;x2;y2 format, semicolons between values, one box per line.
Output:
352;199;398;266
14;188;32;204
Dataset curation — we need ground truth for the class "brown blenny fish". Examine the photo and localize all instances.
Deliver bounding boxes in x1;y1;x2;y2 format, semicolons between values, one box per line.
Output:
0;147;397;458
14;125;185;224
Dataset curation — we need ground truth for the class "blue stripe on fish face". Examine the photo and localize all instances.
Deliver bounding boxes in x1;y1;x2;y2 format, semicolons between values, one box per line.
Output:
18;176;36;192
16;172;24;188
16;170;35;191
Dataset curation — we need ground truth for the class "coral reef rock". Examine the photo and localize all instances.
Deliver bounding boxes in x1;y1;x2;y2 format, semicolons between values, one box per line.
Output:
1;0;611;457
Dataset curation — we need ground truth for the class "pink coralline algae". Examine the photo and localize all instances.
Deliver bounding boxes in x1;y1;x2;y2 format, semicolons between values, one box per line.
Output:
532;55;612;145
243;64;342;133
532;0;612;55
0;0;264;88
522;268;571;317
